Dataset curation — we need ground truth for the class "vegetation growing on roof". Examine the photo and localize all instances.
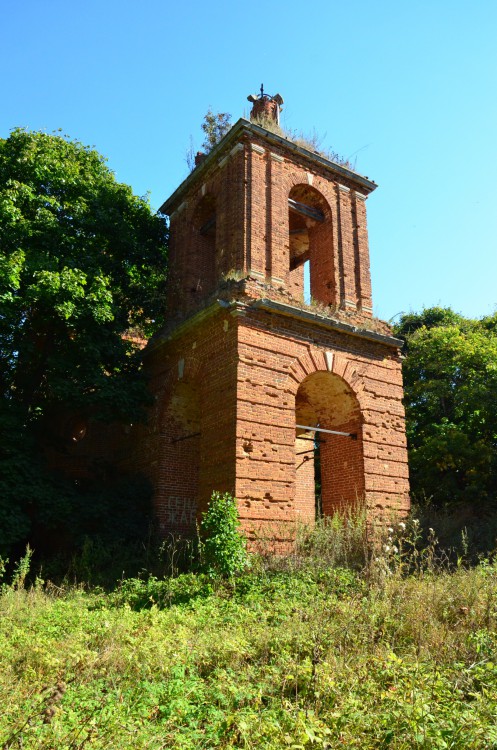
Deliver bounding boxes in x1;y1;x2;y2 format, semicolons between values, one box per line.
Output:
187;109;353;171
201;108;232;152
250;113;355;169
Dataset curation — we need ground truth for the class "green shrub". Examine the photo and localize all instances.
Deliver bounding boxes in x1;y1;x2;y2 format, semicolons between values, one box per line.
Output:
3;529;497;748
112;572;213;610
199;492;248;578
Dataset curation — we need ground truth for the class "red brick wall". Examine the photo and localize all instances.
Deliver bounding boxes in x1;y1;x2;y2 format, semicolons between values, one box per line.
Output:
295;433;316;523
167;129;375;318
320;418;364;516
233;308;409;540
120;304;409;540
123;310;238;533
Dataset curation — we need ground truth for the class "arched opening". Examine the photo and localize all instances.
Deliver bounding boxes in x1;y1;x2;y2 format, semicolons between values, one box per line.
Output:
288;185;336;307
190;194;217;303
160;381;200;534
295;371;364;520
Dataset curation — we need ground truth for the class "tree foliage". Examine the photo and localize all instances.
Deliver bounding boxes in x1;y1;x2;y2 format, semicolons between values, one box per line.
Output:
199;492;248;578
200;109;232;153
0;128;168;557
0;128;167;417
395;307;497;507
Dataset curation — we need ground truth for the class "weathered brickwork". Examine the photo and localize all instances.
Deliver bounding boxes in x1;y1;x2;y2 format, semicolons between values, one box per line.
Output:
232;308;409;539
125;116;410;539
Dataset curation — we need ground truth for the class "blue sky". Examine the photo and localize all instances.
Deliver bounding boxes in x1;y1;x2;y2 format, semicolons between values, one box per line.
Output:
2;0;496;322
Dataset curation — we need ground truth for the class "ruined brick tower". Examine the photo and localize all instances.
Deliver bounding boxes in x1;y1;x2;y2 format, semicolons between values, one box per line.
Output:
131;90;410;540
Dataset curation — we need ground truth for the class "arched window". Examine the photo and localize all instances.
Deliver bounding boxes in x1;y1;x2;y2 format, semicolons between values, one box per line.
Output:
288;185;336;307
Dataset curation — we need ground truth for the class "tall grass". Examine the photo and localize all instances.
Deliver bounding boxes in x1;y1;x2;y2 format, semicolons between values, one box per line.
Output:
252;509;371;574
2;514;497;748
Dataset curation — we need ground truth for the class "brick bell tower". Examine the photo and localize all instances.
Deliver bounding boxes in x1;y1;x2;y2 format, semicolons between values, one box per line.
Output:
132;89;410;541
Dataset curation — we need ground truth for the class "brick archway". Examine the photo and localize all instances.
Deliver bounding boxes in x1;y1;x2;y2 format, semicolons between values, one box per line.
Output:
287;348;366;520
286;348;366;405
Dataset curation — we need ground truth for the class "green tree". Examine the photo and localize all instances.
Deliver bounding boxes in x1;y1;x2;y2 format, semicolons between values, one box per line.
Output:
0;128;168;556
395;307;497;506
201;108;232;152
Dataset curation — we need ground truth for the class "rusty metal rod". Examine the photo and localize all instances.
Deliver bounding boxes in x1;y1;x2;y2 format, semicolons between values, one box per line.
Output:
296;424;357;439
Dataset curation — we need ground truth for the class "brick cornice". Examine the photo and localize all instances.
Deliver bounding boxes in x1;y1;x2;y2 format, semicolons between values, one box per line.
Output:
248;299;403;348
147;297;402;356
160;118;377;215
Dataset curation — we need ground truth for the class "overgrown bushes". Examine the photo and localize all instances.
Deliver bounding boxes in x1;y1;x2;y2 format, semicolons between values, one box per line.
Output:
2;514;497;749
198;491;248;578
